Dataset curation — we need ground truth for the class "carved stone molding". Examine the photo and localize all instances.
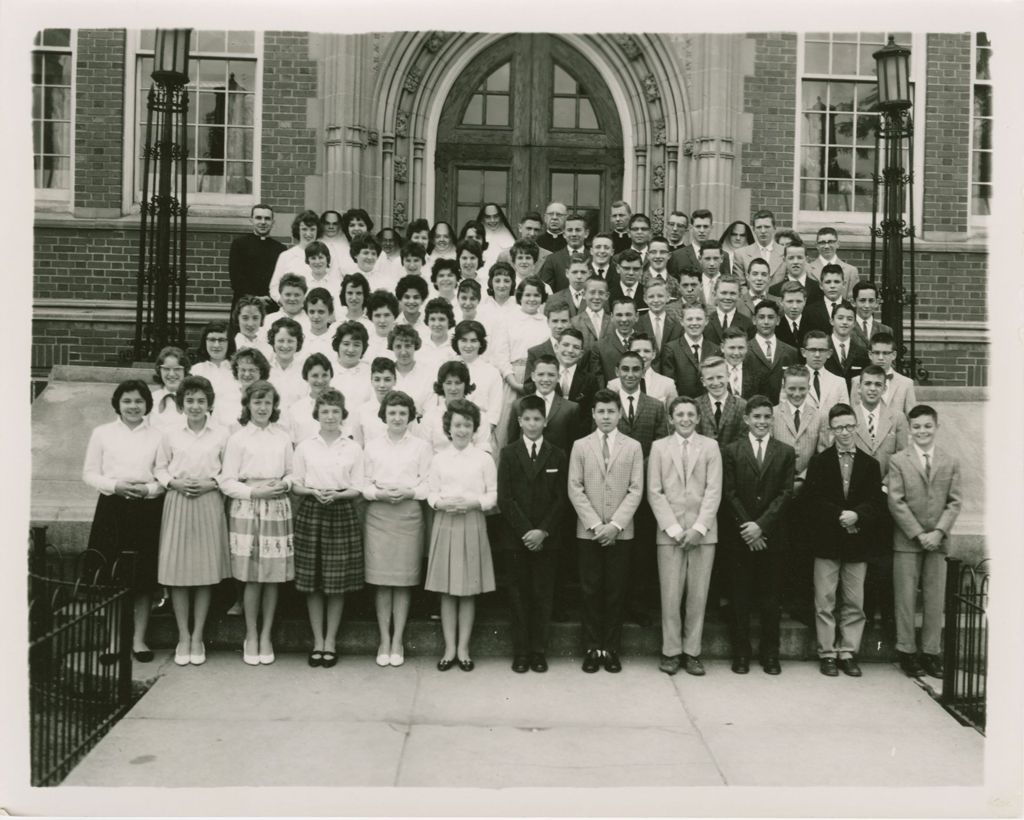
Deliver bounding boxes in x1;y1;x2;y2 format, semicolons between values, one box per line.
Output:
651;164;665;190
403;67;423;94
324;126;343;146
651;207;665;235
367;130;379;146
682;140;695;157
425;31;448;54
394;157;408;183
393;201;407;228
642;74;660;103
652;119;666;146
615;34;642;60
395;110;410;138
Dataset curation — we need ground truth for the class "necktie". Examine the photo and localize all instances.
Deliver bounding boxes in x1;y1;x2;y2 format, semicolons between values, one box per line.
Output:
731;367;741;395
923;452;931;479
813;370;821;400
592;314;602;335
692;344;700;359
531;441;538;461
793;408;801;432
867;411;875;441
829;302;837;320
721;313;730;330
653;314;662;347
627;395;635;425
714;400;722;428
602;433;611;468
765;339;773;361
560;369;571;397
573;291;582;309
839;342;847;366
680;437;690;478
861;319;869;337
755;437;764;466
596;268;605;278
792;320;799;339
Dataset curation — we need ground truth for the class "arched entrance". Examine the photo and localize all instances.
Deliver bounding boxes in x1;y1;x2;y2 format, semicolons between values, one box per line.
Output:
434;34;624;236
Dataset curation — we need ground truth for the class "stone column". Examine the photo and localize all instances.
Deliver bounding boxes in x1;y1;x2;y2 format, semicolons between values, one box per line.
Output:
320;34;369;210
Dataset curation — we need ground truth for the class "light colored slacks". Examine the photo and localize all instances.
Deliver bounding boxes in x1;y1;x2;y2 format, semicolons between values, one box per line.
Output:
658;542;715;657
813;558;867;659
893;550;947;655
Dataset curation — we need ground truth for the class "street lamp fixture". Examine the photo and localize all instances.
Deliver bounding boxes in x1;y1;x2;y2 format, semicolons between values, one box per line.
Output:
873;36;912;111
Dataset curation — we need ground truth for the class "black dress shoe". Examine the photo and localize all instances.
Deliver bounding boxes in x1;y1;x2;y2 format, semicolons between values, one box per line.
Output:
529;653;548;673
920;654;944;679
457;657;475;672
436;657;455;671
898;651;924;678
308;650;324;668
132;649;154;663
838;657;862;677
659;654;681;675
320;651;338;669
512;655;530;673
98;651;119;667
683;654;705;676
731;657;750;675
603;651;622;673
582;649;602;673
819;657;839;677
761;657;781;675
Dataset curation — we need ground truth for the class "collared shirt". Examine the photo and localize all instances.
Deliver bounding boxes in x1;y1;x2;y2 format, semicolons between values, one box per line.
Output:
756;242;775;261
463;356;504;429
749;431;772;451
535;389;556;417
362;430;432;500
620;283;638;300
523;435;544;457
703;275;720;305
717;308;735;329
218;422;294;500
861;403;879;437
330;362;373;414
836;447;856;497
427;444;497;511
912;443;936;472
268;357;308;414
569;287;585;308
558;362;577;396
290;433;363;491
585;308;605;336
831;333;851;358
756;334;777;360
83;417;165;498
618;389;641;419
155;419;230;486
684;336;703;359
728;364;743;394
600;428;622;457
417;403;491;454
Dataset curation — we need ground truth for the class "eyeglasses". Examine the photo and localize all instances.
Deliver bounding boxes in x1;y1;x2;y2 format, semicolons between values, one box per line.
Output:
803;347;830;355
830;424;857;432
160;366;185;374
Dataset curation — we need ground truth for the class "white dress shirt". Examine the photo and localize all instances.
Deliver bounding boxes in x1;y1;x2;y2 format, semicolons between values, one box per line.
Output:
330;362;373;413
362;431;432;500
83;417;164;498
217;423;294;500
155;419;230;486
427;444;497;511
290;434;364;491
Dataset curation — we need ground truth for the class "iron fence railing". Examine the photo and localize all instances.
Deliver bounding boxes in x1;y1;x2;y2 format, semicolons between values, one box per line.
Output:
940;557;988;734
28;526;138;786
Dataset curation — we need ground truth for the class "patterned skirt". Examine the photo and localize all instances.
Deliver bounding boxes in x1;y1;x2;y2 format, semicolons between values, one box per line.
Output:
228;481;294;583
293;496;364;594
87;493;164;593
158;488;231;587
364;499;425;587
424;509;495;596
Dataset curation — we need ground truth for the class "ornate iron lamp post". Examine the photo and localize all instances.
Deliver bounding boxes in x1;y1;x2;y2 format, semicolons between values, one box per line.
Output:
133;29;191;360
869;36;924;380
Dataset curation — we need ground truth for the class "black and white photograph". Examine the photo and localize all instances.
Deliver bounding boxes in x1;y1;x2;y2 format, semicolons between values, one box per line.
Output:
3;1;1022;816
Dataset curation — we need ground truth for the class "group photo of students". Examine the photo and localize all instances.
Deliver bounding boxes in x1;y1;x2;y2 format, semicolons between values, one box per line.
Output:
82;200;963;681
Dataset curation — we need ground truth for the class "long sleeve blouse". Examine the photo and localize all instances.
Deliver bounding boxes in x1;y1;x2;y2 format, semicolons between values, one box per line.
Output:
362;431;432;501
461;357;504;430
427;444;497;511
289;434;364;491
217;423;294;499
154;420;230;486
82;417;164;498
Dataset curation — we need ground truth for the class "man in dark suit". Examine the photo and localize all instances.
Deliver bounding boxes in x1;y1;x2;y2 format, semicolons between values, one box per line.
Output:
228;203;286;324
537;201;568;253
608;249;645;310
774;281;827;351
552;327;603;413
720;395;796;674
804;403;886;677
538;213;589;292
658;304;720;398
664;209;690;253
850;280;893;347
497;395;569;673
746;299;801;404
802;264;849;336
587;232;620;292
592;298;639;382
667;208;714;277
523;304;573;383
511;354;582;452
824;302;870;392
608;200;632;254
719;327;766;400
703;274;755;346
768;239;824;304
695;356;747;446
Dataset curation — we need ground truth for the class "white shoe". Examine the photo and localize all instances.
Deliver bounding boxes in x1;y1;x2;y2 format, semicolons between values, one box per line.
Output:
376;652;390;667
389;650;405;667
189;644;206;666
174;645;190;667
258;648;275;665
243;641;260;666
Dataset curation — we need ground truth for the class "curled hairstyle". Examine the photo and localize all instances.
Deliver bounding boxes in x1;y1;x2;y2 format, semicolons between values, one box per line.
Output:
111;379;154;415
231;347;271;380
455;238;484;269
388;324;422;351
452;319;488;354
233;295;265;324
341;208;374;241
442;397;481;438
667;395;699;416
153;346;190;387
349;233;382;260
396;274;429;301
340;272;371;307
431;257;461;288
424;296;456;327
377;389;416;424
457;278;482;299
175;375;215;411
304;240;331;264
195;320;236;363
366;289;399;319
434;359;475;397
279;272;308;295
240;380;281;425
458;220;489;250
332;320;369;355
312;387;347;421
305;286;334;314
302;352;334;379
268;316;305;351
515;276;548;304
291;209;322;241
487;261;516;297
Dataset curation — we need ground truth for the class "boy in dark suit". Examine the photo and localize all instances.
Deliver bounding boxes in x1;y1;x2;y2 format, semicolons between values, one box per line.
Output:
509;354;581;453
824;301;869;392
804;403;885;677
746;299;800;404
720;395;796;674
703;275;755;345
657;304;720;398
497;395;569;674
696;356;747;446
719;327;766;400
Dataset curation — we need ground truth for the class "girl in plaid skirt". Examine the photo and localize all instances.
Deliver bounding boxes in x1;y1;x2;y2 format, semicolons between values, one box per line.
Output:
289;389;365;669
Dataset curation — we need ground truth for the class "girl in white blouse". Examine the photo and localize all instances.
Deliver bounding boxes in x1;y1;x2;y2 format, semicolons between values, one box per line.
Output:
417;361;492;454
154;376;231;666
362;391;432;667
151;346;190;434
329;321;373;414
301;287;339;363
218;381;294;666
289;389;365;669
232;296;272;361
267;316;307;415
190;321;236;400
283;352;335;446
83;379;165;663
452;320;503;451
424;399;497;672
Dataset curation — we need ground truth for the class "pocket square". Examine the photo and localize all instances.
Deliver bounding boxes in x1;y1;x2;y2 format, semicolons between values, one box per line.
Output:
545;468;559;473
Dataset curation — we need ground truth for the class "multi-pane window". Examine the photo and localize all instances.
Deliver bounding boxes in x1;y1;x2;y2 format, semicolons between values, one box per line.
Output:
456;168;509;228
550;170;601;236
971;33;992;216
461;63;510;127
32;29;74;197
134;30;259;200
799;32;912;214
551;64;598;130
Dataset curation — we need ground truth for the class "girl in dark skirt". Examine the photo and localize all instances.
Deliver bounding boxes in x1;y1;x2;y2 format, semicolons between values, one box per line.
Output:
289;389;365;668
82;379;166;662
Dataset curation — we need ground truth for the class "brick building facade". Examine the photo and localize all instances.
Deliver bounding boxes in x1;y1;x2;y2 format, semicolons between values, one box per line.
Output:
32;30;990;385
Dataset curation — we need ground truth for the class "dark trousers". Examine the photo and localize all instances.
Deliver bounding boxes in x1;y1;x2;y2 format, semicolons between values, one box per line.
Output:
578;537;632;652
780;500;814;623
863;516;895;625
552;511;580;615
625;500;658;614
727;543;783;660
499;548;558;656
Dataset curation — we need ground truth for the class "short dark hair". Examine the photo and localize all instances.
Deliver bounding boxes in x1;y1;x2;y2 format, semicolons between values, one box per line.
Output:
457;278;482;299
340;272;371;307
434;360;474;397
832;301;856;319
515;276;548;304
744;395;773;414
111;379;154;415
442;397;481;436
752;209;776;225
195;320;235;363
233;295;265;323
396;274;429;301
861;364;887;380
452;319;488;354
627;213;650;228
780;280;807;297
304;240;331;264
869;332;896;348
907;404;938;423
153;346;190;387
617;350;644;369
430;257;461;288
828;402;856;424
279;272;308;295
698;239;723;257
370;356;397;377
820;263;845;282
754;299;780;317
400;241;427;263
302;352;334;379
349;233;382;260
746;257;772;276
487;262;516;297
377;389;416;424
231;347;270;380
251;203;274;218
510;238;540;262
782;237;805;257
341;208;374;240
268;316;304;351
305;286;334;314
592;388;621;409
721;326;749;343
852;280;878;300
175;375;215;411
533;353;559;372
291;209;321;241
332;320;369;354
424;296;456;327
690;208;713;223
517;394;546;418
388;324;422;351
366;289;399;319
667;395;699;416
313;388;347;421
615;248;643;267
455;238;484;268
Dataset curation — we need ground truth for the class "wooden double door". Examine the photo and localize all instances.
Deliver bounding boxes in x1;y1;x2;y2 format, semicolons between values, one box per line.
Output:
435;34;624;237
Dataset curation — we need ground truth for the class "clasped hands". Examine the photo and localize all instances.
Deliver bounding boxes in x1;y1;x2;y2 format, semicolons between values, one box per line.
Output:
739;521;767;552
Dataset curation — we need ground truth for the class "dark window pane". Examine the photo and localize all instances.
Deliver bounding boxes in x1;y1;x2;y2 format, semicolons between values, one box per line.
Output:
42;121;70;154
972;151;992;183
457;170;481;202
976;47;991;80
826;179;854;210
553;65;574;94
488;62;510;92
457;206;477;229
196;91;222;124
485;94;509;126
801;179;824;210
229;62;255;91
971;185;991;215
225;126;253;160
42;29;71;47
552;98;574;128
483;170;507;203
832;43;857;75
829;82;855;112
828;147;853;178
890;32;912;46
854;147;876;179
196;125;225;162
832;114;854;145
44;87;70;120
833;32;857;43
577;173;600;207
805;41;829;73
226;92;255;125
32;87;42;119
859;45;878;77
855;112;880;142
974;85;992;118
39;155;69;189
225;161;252;194
197;31;226;53
44;53;71;85
977;32;991;47
578;99;597;129
802;81;829;110
462;95;482;125
855;84;879;113
550;172;573;203
861;32;885;44
32;121;41;154
974;117;992;151
801;146;826;178
853;182;874;212
802;112;827;143
31;53;43;85
197;59;226;86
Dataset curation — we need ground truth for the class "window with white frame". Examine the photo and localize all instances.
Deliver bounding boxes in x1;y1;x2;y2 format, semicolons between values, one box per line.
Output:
32;29;74;199
132;30;260;203
798;32;914;217
970;33;992;217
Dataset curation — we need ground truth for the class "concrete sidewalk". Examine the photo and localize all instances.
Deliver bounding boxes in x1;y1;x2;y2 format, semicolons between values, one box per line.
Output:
64;650;983;789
